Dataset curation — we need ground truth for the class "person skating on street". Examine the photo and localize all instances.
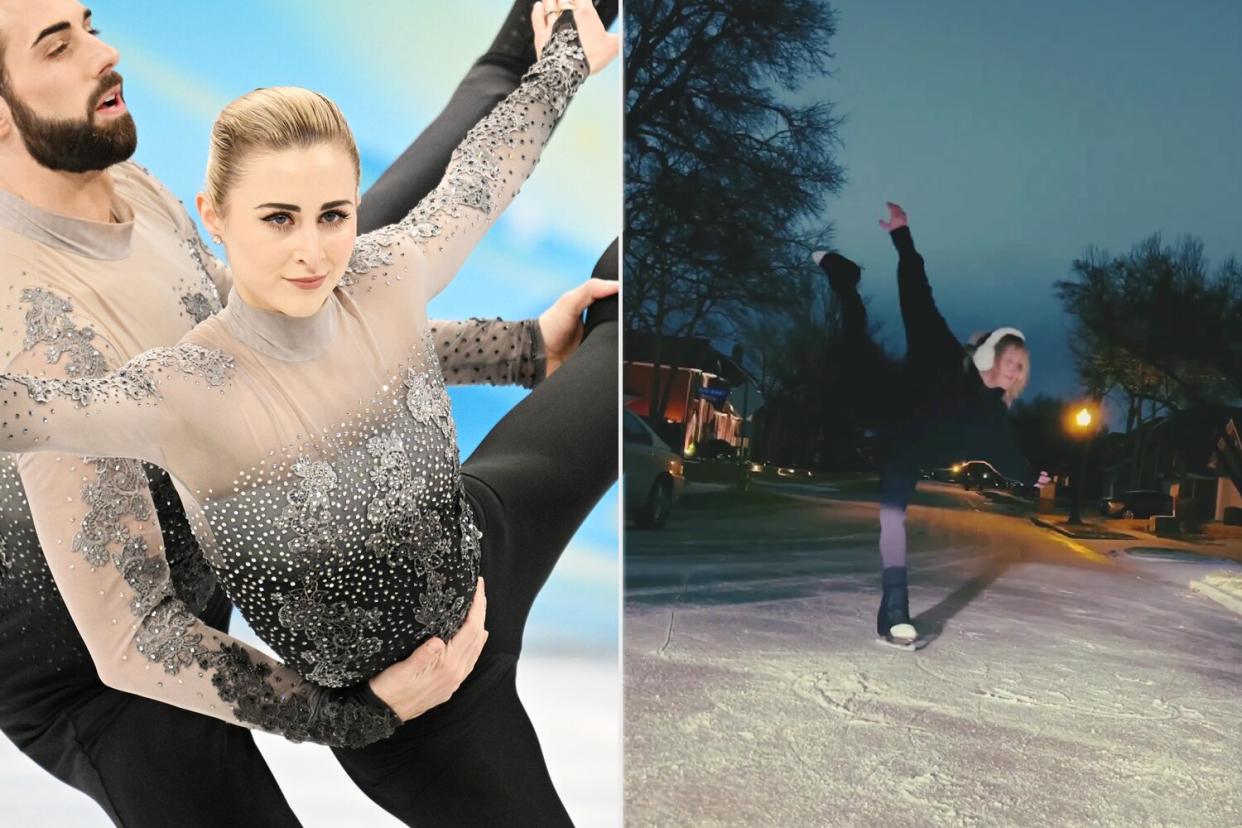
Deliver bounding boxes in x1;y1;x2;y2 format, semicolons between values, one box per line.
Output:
814;202;1049;648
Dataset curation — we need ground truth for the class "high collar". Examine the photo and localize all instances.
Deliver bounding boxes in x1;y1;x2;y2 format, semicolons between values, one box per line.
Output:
0;184;134;260
218;285;339;362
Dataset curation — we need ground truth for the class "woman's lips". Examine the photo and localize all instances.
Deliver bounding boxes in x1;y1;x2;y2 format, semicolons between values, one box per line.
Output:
286;276;327;291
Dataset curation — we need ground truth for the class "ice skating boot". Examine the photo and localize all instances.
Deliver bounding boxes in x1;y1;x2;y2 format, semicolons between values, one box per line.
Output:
877;567;921;650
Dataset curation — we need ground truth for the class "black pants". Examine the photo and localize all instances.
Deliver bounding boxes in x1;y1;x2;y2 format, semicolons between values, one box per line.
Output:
332;276;618;827
830;270;918;505
1;588;302;828
18;670;301;828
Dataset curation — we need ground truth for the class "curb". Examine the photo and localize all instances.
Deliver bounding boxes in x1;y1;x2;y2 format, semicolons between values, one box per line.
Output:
1029;517;1135;540
1190;579;1242;618
1030;517;1072;536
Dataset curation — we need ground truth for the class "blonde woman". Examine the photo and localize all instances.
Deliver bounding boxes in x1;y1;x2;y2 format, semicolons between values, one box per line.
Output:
816;202;1049;649
0;5;618;825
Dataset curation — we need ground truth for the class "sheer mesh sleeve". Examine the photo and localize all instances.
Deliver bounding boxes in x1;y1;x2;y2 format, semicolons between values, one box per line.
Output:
11;326;399;749
0;341;206;464
341;21;589;306
429;317;545;387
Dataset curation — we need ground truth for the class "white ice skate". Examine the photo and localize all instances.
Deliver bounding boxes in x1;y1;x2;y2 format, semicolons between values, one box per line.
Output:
878;622;926;651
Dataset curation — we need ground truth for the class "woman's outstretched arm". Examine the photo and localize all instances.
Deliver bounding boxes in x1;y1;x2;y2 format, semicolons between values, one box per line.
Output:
341;6;617;308
359;0;619;232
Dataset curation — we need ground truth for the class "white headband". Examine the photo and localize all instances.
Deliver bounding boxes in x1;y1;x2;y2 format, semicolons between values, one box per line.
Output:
970;327;1025;372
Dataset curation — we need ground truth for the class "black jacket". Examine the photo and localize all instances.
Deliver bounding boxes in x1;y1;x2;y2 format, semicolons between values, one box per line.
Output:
879;227;1036;485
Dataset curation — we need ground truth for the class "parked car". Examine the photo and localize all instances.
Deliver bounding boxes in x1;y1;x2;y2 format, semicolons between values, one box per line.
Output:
960;461;1007;492
623;411;686;528
1099;490;1172;519
1006;479;1039;497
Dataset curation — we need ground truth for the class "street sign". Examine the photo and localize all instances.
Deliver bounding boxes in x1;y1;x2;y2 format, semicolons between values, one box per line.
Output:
696;386;730;405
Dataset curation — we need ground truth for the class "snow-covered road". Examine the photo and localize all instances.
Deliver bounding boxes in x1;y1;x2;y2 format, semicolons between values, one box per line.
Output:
625;482;1242;826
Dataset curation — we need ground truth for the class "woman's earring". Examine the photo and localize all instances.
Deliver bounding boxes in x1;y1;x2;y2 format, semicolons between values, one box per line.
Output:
211;234;222;244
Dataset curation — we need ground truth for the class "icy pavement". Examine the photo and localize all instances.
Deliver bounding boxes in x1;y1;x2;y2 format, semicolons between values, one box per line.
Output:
625;482;1242;827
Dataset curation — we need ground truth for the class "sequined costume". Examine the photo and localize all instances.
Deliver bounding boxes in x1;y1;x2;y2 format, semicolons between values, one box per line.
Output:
331;235;618;827
0;20;588;766
0;2;590;823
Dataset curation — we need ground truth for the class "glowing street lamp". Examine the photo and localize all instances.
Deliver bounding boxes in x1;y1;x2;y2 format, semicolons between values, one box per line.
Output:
1066;402;1100;525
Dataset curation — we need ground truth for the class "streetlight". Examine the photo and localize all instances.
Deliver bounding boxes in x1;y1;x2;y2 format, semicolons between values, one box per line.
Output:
1067;403;1097;525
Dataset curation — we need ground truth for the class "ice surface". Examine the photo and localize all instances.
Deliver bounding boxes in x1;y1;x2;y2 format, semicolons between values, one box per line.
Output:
625;482;1242;826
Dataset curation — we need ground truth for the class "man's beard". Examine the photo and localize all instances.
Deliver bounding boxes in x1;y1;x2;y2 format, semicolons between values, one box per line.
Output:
2;74;137;173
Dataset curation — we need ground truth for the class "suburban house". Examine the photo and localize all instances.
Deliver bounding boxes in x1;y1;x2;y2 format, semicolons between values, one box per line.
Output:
623;333;763;457
1109;405;1242;522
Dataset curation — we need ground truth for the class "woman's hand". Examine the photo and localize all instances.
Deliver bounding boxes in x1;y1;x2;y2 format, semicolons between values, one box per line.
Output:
539;278;619;377
878;202;909;232
367;578;489;720
1035;471;1052;489
532;0;620;75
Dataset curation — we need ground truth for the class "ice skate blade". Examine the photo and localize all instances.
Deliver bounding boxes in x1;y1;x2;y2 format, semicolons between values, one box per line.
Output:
876;635;927;652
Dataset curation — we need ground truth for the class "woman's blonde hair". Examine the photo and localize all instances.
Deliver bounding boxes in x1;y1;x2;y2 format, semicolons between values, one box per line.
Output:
204;87;360;213
994;335;1029;407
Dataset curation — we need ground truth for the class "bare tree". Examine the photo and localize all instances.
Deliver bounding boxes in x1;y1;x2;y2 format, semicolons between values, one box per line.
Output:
625;0;845;421
1056;234;1241;487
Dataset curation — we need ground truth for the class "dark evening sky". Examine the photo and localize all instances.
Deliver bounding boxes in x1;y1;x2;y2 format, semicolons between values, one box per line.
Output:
799;0;1242;400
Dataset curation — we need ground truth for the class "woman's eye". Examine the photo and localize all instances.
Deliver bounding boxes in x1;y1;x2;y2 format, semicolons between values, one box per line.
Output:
262;213;294;228
321;209;351;225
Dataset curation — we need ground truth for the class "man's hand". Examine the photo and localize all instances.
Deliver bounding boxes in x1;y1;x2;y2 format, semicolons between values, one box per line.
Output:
538;277;619;377
367;578;488;720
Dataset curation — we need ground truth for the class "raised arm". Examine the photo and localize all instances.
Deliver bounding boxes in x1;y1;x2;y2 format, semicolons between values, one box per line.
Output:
342;13;597;305
881;203;965;371
357;0;621;232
